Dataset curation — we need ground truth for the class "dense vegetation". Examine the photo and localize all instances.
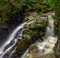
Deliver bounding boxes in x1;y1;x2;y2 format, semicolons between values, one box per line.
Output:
0;0;55;24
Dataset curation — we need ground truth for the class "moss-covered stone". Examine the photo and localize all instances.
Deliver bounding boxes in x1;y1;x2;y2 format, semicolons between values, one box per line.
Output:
16;37;31;51
16;16;48;56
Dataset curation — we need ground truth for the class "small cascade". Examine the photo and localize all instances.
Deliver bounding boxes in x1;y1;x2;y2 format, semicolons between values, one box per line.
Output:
37;14;58;55
45;14;54;38
21;13;58;58
0;22;26;58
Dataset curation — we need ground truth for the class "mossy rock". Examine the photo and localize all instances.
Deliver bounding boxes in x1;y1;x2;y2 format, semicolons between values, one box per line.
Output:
16;16;48;56
16;37;31;51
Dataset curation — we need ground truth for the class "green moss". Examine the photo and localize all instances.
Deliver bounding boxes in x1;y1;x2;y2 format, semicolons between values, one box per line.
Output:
16;36;31;51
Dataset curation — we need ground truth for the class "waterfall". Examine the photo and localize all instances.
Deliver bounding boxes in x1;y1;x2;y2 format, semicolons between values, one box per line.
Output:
0;13;58;58
36;14;58;55
0;22;26;58
21;13;58;58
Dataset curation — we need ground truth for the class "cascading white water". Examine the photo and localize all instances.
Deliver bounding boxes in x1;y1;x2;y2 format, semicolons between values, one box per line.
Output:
36;14;58;55
0;39;17;58
0;22;26;58
21;13;58;58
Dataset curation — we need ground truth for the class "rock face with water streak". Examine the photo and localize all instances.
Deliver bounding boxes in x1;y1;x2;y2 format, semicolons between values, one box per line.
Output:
14;13;48;57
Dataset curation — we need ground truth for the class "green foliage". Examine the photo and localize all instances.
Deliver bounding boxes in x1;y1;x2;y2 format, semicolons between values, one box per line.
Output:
0;0;11;13
40;0;54;10
0;0;55;14
0;0;59;24
0;4;11;13
55;0;60;19
24;0;55;12
55;7;60;19
55;0;60;7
